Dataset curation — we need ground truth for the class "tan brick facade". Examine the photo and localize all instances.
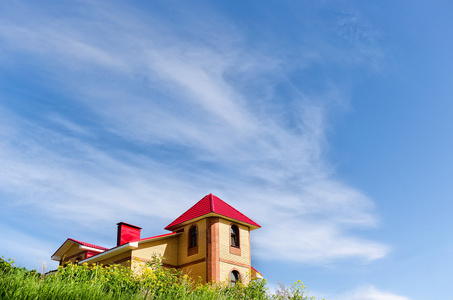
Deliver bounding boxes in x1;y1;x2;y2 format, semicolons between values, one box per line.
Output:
163;216;253;284
180;261;206;283
218;219;250;265
132;236;178;267
176;218;207;266
219;261;250;284
53;194;260;285
217;219;251;284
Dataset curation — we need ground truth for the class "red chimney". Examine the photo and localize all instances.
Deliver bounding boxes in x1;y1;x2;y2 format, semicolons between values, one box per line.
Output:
117;222;141;246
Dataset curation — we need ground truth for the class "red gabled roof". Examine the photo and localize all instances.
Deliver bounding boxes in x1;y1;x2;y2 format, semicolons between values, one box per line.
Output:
80;231;183;264
51;238;109;261
164;193;261;230
67;238;109;251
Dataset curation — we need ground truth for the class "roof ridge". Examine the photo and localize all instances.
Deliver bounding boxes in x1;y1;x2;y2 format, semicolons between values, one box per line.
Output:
68;238;109;251
164;194;260;230
209;193;215;212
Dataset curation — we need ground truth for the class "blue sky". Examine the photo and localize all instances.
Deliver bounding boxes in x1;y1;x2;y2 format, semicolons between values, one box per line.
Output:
0;1;452;299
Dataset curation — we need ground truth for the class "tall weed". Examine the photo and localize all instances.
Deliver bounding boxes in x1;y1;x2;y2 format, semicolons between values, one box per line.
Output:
0;256;322;300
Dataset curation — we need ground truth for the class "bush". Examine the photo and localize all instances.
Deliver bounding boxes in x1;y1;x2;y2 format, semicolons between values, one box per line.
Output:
0;256;323;300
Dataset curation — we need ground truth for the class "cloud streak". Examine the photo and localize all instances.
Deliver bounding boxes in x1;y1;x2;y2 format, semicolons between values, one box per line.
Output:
0;1;389;267
328;285;410;300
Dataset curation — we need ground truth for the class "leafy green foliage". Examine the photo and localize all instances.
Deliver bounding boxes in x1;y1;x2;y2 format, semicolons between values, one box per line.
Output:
0;256;323;299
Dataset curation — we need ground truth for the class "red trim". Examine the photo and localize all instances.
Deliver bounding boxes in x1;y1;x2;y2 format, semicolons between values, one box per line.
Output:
134;232;179;242
78;231;180;263
86;250;99;259
51;238;108;259
54;226;181;264
77;232;181;258
251;266;262;277
68;238;109;251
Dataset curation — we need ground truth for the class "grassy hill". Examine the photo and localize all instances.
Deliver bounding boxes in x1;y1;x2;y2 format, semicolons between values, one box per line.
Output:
1;256;322;300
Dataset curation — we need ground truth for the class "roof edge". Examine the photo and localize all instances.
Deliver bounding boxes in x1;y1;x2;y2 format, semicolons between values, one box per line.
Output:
51;238;108;261
81;242;138;265
79;232;182;264
165;212;261;231
117;222;142;230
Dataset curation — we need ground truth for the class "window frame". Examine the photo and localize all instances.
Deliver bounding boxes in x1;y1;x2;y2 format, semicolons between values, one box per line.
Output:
187;224;198;256
230;269;241;286
229;224;241;255
189;225;198;248
230;224;240;248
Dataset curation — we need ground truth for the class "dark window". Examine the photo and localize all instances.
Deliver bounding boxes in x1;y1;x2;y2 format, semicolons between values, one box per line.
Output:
231;225;239;247
189;225;197;248
230;270;240;286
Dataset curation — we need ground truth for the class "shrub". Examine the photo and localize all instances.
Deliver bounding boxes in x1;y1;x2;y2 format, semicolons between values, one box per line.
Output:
0;256;323;300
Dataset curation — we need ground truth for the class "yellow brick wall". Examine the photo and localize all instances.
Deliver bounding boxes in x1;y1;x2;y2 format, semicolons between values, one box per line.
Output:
177;218;206;266
95;250;132;267
219;261;250;284
218;219;250;266
180;261;206;283
132;236;178;266
218;219;251;284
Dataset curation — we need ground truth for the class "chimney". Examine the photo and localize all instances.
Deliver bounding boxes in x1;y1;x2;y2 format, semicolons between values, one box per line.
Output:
117;222;142;246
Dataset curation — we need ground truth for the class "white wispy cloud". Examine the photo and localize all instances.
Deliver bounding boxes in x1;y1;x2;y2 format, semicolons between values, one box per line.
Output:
0;221;58;272
328;285;410;300
0;1;389;267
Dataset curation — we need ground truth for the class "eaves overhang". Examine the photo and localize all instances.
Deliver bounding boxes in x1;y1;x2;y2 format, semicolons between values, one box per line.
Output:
51;239;106;261
165;212;261;231
79;231;182;265
80;242;138;265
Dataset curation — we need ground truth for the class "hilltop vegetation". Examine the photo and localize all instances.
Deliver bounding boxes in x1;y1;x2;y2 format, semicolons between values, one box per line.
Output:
0;256;322;300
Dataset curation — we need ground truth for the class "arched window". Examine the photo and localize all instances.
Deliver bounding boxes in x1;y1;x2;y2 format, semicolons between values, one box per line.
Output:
230;270;241;286
189;225;197;248
231;225;239;247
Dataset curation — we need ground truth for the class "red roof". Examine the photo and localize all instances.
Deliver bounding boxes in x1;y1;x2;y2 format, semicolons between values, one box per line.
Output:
251;266;262;275
68;238;109;251
51;238;109;261
134;232;179;242
164;193;261;230
80;231;183;264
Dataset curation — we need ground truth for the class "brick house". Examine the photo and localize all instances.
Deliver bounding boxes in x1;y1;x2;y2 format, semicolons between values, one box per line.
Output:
51;193;262;284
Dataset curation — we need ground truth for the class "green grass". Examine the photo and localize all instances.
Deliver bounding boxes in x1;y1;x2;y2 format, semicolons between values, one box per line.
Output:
0;256;321;300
